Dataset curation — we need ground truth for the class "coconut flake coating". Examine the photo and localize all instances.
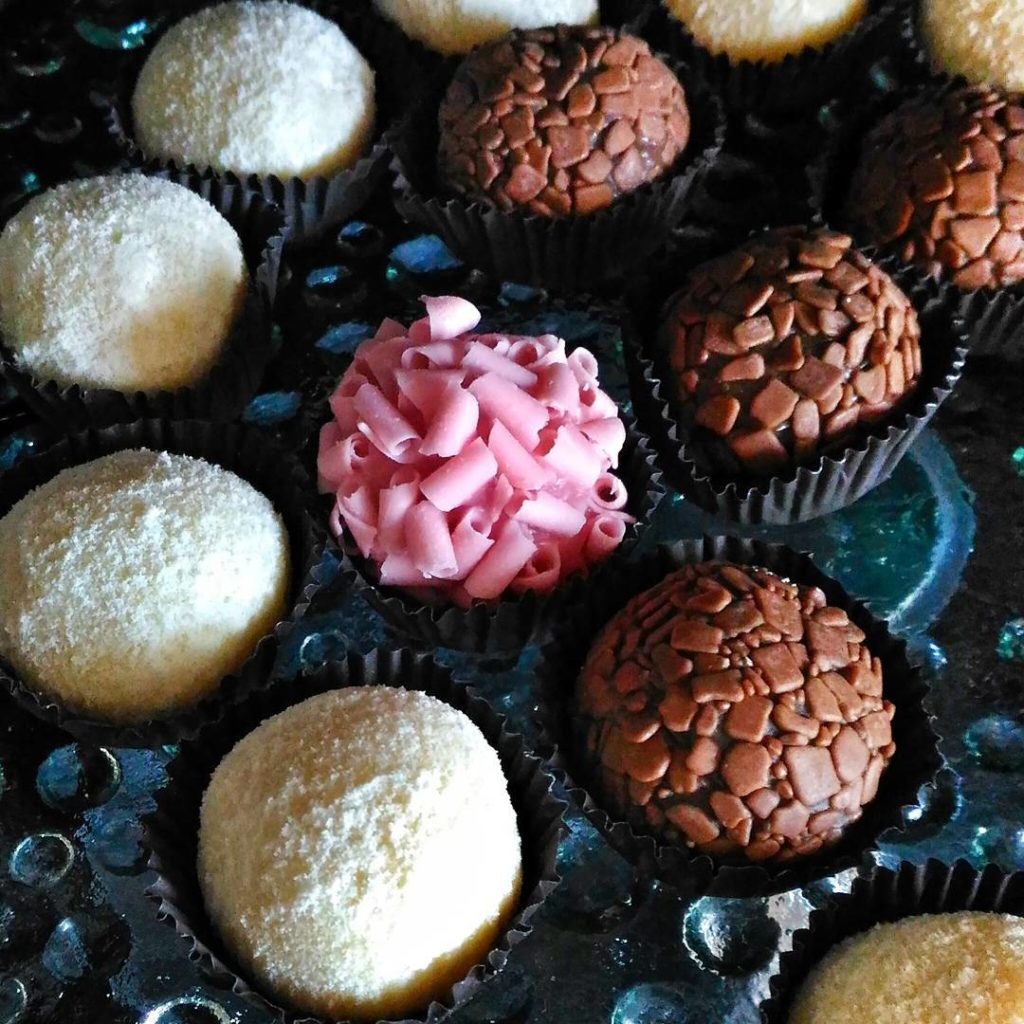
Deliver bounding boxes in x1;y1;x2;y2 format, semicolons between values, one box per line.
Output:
0;175;247;392
198;686;523;1020
373;0;598;56
921;0;1024;92
790;912;1024;1024
132;1;376;179
0;450;290;723
662;0;867;63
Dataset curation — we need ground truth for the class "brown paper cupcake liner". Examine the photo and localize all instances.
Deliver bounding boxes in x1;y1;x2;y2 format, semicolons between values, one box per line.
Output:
625;243;967;524
107;2;420;243
760;857;1024;1022
336;415;664;656
534;536;941;898
0;170;284;431
0;418;325;748
142;647;565;1024
390;52;726;291
637;0;896;114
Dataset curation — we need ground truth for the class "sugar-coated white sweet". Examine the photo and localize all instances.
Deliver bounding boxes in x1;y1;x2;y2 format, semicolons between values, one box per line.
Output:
132;1;376;178
0;450;290;722
198;687;523;1020
0;175;246;392
789;911;1024;1024
921;0;1024;91
663;0;867;63
373;0;598;55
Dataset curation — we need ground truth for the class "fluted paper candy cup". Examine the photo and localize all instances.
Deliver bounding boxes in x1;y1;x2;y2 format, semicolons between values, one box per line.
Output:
638;0;895;114
143;648;565;1024
535;536;940;898
391;36;725;291
0;171;283;431
760;858;1024;1023
317;295;664;654
108;1;419;242
0;418;323;748
625;228;967;524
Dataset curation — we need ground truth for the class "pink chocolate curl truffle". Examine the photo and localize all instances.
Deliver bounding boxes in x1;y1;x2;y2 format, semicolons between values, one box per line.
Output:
318;295;634;607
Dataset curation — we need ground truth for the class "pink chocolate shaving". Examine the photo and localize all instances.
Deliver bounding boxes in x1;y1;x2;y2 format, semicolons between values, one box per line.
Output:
318;295;633;604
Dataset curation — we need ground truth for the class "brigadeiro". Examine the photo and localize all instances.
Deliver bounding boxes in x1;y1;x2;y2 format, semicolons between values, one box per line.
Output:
572;561;896;864
437;25;691;218
317;294;637;609
843;85;1024;292
658;226;922;479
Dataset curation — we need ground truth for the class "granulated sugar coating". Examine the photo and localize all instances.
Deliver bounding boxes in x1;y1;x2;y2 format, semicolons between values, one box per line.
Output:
132;1;375;178
0;449;290;722
372;0;597;55
0;175;246;392
921;0;1024;92
198;686;523;1020
789;912;1024;1024
662;0;867;63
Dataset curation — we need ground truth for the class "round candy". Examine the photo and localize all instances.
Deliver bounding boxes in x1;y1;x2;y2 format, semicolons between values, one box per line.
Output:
660;227;921;478
573;562;896;864
920;0;1024;92
843;85;1024;291
132;1;375;179
198;686;523;1019
373;0;598;56
438;26;690;218
0;450;290;723
790;912;1024;1024
317;295;633;607
662;0;867;63
0;175;246;392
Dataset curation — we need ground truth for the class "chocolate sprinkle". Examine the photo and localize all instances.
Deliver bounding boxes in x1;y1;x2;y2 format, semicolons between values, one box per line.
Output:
438;25;690;218
659;227;921;478
844;84;1024;291
573;561;896;864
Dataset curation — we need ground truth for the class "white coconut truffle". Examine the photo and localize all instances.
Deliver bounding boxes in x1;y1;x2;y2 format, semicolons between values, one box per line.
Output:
0;175;247;392
920;0;1024;92
789;911;1024;1024
663;0;868;63
198;687;523;1020
0;450;290;723
132;1;376;179
372;0;598;56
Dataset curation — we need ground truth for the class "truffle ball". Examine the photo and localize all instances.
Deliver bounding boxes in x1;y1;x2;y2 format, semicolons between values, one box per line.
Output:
0;175;247;392
920;0;1024;92
373;0;598;56
843;85;1024;291
132;1;376;179
662;0;867;64
789;912;1024;1024
0;450;290;722
317;295;633;606
438;26;690;218
659;227;921;478
573;562;896;864
198;686;523;1020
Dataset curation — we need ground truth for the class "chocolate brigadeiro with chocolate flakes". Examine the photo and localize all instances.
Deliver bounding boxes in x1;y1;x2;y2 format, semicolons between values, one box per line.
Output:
437;25;690;218
572;561;896;864
659;226;921;478
843;84;1024;292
